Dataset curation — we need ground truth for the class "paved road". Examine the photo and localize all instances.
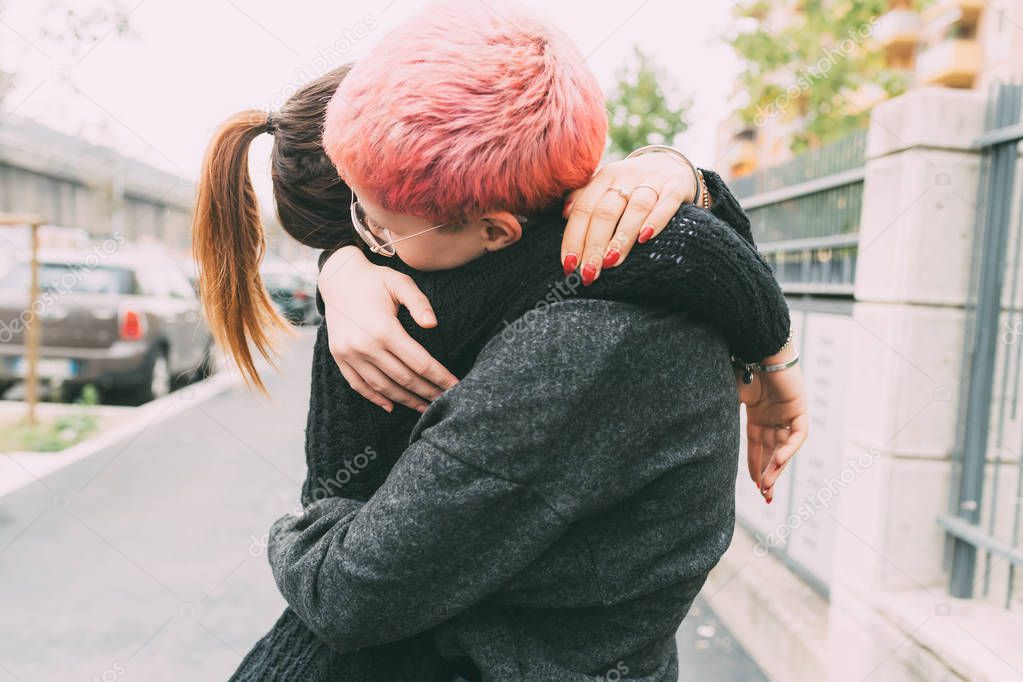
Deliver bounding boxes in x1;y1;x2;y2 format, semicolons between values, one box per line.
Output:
0;329;766;682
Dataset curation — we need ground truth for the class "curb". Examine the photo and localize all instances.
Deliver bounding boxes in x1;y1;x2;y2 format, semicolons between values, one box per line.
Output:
0;368;244;500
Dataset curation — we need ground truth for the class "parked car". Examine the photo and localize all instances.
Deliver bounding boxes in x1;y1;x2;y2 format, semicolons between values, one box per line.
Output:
0;248;214;403
261;261;320;326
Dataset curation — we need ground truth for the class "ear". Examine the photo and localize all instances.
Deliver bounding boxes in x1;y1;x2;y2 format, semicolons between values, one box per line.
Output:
479;211;523;252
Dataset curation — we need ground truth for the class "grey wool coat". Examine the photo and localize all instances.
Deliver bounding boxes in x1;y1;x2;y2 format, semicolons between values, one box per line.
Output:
268;299;740;681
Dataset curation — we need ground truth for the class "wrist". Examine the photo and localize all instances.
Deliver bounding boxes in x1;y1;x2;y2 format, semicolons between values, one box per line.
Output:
319;245;369;286
655;150;697;199
656;151;699;204
627;145;700;203
732;331;799;383
760;347;798;365
762;330;796;364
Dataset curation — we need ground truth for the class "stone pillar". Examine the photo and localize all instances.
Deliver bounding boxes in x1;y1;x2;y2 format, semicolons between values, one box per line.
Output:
826;86;989;681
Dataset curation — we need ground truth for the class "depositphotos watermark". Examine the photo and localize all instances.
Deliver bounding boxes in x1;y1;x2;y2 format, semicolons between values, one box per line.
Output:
752;17;879;129
304;446;379;501
753;444;882;557
89;661;126;682
499;273;583;343
0;231;126;344
247;447;379;558
255;15;379;112
598;662;630;681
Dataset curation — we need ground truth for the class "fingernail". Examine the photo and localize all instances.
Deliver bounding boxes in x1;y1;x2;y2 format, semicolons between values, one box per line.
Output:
602;249;620;268
582;263;597;286
563;253;579;276
416;405;427;413
638;225;655;244
563;201;574;219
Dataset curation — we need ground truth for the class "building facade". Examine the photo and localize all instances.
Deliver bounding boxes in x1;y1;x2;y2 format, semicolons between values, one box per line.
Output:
719;0;1023;179
0;116;195;249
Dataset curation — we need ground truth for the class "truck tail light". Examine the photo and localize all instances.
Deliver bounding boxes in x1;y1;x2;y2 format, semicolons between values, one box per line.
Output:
119;308;146;341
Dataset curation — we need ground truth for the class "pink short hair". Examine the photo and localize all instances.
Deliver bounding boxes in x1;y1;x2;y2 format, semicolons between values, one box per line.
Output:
322;0;608;222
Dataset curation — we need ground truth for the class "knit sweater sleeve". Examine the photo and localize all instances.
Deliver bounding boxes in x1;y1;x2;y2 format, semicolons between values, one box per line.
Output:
702;169;755;246
585;203;789;361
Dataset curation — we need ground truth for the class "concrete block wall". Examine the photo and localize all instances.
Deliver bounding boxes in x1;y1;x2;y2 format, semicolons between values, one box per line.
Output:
708;86;1023;681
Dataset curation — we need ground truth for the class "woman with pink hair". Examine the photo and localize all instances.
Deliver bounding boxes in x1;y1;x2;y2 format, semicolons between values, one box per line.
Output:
193;2;806;679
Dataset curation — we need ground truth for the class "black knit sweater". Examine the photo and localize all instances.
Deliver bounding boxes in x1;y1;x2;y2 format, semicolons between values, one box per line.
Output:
230;172;788;681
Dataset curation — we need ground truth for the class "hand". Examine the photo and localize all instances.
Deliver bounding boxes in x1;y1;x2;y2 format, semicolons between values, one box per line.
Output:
737;355;808;504
561;151;700;285
319;246;459;412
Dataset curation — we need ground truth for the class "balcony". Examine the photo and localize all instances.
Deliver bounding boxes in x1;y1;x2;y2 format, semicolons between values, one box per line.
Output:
923;0;984;28
915;39;982;88
727;138;758;179
875;9;922;63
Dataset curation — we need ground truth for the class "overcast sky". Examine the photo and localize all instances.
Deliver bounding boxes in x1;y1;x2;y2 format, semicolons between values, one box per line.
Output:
0;0;742;199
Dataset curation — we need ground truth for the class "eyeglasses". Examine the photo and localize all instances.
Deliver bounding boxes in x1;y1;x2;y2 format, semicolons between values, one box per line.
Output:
350;193;450;257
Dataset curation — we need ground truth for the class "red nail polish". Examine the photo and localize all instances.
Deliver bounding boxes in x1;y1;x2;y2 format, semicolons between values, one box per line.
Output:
582;263;597;286
563;253;578;276
602;249;620;268
638;226;655;244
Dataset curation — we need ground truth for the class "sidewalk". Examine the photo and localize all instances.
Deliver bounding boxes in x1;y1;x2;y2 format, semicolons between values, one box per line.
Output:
0;329;766;681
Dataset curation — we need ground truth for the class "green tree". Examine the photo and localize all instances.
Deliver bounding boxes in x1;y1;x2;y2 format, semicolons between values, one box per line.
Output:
728;0;930;152
605;46;690;159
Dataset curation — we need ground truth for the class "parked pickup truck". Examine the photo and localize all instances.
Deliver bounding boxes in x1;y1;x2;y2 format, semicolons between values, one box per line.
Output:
0;248;214;403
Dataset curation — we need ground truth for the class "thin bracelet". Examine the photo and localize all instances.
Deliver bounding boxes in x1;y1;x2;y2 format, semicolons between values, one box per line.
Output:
732;332;798;384
732;353;800;385
626;144;703;205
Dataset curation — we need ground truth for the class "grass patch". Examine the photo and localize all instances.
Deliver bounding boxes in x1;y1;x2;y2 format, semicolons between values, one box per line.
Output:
0;386;100;452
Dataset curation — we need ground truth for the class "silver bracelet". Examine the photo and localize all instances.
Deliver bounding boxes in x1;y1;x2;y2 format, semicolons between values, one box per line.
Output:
733;353;800;385
625;145;703;205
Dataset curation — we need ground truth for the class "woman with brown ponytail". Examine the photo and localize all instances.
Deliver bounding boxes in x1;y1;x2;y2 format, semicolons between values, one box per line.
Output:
192;66;359;392
193;6;805;678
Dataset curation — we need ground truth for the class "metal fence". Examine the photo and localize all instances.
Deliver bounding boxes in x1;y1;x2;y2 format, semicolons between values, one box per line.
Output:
736;130;867;295
942;82;1023;609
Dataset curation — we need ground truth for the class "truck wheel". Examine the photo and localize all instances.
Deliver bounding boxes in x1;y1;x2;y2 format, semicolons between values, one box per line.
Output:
136;347;171;403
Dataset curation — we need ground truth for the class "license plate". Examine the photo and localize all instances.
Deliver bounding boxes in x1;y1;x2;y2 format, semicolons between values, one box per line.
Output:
10;357;78;380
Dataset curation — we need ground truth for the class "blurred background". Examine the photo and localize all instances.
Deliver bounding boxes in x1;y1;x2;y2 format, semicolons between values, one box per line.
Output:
1;0;1023;680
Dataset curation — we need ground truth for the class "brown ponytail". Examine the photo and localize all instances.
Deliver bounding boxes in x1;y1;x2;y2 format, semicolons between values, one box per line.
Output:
193;110;288;391
193;66;357;391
